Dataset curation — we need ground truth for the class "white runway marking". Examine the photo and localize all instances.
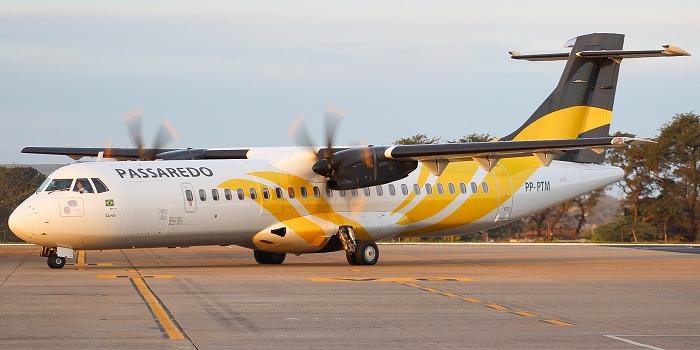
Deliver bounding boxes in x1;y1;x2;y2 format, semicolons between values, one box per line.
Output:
604;335;666;350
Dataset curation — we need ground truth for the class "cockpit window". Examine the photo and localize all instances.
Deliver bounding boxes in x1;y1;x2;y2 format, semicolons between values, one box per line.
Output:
73;178;94;194
36;178;52;193
45;179;73;192
91;178;109;193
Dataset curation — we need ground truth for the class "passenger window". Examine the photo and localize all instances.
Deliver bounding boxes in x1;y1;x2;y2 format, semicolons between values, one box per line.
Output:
460;182;467;194
376;186;383;196
413;184;421;195
482;182;489;193
388;184;396;196
340;190;347;198
401;184;409;195
199;189;207;201
325;186;333;198
185;190;194;202
237;188;245;200
351;189;358;197
300;187;308;198
212;189;220;201
224;189;232;200
448;183;455;194
471;182;478;193
262;187;270;200
313;186;321;198
288;187;295;198
46;179;73;192
275;187;283;199
91;178;109;193
73;178;94;194
250;188;257;200
436;183;444;195
363;187;371;197
425;183;433;195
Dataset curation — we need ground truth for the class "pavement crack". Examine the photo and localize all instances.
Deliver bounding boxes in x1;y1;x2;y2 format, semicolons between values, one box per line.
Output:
178;277;258;333
0;246;35;288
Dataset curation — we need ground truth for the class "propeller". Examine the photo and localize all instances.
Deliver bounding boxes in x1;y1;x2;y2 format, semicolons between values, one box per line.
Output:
290;107;345;178
289;107;415;190
122;109;179;160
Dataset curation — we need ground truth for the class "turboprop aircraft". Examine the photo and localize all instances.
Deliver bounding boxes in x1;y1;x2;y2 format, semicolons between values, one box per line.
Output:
9;33;690;269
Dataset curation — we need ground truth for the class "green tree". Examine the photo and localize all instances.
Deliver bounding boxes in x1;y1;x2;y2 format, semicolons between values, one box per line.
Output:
394;133;441;145
571;189;604;237
654;112;700;242
592;216;659;242
606;131;657;242
449;133;493;143
645;179;685;242
0;167;46;241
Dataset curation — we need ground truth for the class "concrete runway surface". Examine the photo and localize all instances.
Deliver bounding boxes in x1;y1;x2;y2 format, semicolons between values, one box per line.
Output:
1;243;699;350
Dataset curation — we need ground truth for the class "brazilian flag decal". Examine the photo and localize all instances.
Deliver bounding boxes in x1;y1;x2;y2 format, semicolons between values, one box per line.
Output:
105;199;115;207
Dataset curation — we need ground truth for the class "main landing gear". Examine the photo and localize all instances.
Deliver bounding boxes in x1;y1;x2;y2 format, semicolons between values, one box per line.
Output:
338;226;379;265
253;250;286;264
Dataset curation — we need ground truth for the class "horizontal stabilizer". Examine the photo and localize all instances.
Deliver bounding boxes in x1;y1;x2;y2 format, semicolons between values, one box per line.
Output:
508;51;570;61
510;45;690;61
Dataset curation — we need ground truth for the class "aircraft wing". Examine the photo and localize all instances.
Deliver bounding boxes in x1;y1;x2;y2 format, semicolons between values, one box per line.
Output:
21;146;249;161
384;136;651;171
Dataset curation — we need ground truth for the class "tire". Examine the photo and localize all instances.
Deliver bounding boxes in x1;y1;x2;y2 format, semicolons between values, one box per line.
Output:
253;250;286;264
353;241;379;265
346;251;358;265
47;256;66;269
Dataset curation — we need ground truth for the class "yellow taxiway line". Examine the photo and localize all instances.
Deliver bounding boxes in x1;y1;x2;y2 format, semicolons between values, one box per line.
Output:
307;276;576;328
130;276;186;340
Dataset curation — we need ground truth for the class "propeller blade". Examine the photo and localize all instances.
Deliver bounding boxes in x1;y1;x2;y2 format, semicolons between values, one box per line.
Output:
289;114;317;149
149;119;179;159
125;109;144;159
323;107;344;155
103;141;113;159
361;146;374;169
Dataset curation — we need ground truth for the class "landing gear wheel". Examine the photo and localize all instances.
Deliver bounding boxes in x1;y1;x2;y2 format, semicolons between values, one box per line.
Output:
351;241;379;265
346;251;358;265
47;255;66;269
253;250;286;264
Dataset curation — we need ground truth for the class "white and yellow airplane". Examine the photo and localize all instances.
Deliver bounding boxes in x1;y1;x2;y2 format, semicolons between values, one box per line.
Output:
9;33;690;268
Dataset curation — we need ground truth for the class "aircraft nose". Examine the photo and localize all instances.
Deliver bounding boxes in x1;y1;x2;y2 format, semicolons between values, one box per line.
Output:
8;204;37;242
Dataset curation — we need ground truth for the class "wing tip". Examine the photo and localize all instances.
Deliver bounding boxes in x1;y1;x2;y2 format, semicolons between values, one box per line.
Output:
662;45;691;56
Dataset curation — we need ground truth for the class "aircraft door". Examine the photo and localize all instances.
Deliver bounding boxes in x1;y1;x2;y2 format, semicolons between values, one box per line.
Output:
493;165;514;222
181;183;197;213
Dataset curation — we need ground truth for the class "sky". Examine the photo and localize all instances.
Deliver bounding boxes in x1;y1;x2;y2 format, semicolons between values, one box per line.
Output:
1;0;698;163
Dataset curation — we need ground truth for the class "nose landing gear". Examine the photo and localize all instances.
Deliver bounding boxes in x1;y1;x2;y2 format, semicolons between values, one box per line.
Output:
41;246;72;269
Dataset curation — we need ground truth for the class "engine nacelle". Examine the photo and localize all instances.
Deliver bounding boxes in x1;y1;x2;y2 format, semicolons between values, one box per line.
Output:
313;146;417;190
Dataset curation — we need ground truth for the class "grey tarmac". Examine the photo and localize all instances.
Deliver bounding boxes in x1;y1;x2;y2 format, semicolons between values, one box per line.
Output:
1;243;699;350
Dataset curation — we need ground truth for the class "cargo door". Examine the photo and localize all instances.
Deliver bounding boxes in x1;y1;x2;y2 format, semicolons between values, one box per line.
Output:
493;165;514;222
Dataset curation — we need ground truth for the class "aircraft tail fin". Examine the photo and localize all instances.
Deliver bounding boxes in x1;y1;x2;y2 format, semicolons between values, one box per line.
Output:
502;33;689;163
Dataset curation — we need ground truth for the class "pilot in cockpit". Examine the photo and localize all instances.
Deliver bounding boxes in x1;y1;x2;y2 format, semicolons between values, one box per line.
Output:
73;178;94;194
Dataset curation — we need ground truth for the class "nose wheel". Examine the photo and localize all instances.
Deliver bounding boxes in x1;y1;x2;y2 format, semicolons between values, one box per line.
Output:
47;255;66;269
